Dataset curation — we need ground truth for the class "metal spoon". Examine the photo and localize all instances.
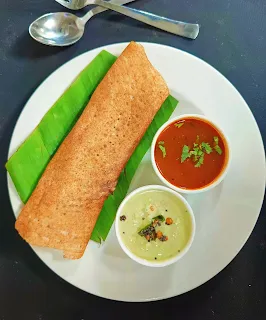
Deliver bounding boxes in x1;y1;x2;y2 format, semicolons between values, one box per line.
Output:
29;0;199;46
29;0;135;46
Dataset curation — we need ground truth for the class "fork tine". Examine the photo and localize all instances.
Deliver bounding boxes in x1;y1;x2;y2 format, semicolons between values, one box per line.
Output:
55;0;86;10
55;0;73;9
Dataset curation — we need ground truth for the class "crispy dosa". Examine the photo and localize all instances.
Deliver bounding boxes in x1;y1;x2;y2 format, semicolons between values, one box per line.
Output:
15;42;169;259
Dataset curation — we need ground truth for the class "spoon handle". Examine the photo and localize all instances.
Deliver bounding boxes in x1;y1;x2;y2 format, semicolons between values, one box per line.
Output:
81;0;136;24
94;0;199;39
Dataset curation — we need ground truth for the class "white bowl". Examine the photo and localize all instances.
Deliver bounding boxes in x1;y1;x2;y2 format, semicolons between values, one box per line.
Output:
115;185;196;267
151;114;231;194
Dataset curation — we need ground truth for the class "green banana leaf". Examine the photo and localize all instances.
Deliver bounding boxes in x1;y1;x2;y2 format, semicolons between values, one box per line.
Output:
6;50;178;242
6;50;117;203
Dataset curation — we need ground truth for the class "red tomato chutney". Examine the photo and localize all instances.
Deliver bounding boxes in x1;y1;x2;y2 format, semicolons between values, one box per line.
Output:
154;117;227;190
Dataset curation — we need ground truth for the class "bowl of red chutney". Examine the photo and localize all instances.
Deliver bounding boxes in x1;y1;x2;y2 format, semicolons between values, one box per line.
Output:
151;114;231;194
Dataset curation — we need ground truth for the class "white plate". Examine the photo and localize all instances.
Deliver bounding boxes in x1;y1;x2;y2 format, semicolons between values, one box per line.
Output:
8;43;265;302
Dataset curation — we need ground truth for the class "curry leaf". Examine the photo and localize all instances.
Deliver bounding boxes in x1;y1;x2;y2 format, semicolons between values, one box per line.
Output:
153;215;165;222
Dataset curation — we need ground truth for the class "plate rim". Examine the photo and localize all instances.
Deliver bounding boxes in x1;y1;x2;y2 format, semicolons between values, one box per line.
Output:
7;42;266;302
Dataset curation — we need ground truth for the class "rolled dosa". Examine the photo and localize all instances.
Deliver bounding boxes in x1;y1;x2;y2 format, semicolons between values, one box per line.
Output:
15;42;169;259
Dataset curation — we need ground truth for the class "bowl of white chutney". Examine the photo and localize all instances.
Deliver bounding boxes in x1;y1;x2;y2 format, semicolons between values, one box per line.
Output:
115;185;196;267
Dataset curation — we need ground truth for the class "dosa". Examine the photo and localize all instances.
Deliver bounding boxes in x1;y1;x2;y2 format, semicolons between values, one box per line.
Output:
15;42;169;259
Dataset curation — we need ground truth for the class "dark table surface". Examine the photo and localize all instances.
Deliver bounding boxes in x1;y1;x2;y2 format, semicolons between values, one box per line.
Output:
0;0;265;319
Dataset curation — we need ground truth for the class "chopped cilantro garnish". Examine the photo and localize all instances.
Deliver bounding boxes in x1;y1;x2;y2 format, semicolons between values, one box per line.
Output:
180;134;223;168
190;147;203;161
189;148;198;159
213;136;223;155
158;144;166;158
201;142;212;154
174;122;184;129
214;145;222;155
158;141;166;157
181;145;190;163
198;149;204;157
195;153;204;167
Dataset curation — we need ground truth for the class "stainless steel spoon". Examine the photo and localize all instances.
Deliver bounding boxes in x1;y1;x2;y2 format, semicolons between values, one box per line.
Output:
29;0;199;46
29;0;135;46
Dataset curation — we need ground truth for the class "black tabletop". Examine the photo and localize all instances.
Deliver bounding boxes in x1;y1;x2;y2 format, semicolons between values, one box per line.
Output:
0;0;265;319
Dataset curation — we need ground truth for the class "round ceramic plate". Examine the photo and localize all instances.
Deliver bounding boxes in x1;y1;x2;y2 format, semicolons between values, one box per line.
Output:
8;43;265;302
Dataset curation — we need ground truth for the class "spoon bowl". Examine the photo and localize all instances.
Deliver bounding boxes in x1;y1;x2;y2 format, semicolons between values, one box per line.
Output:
29;13;85;46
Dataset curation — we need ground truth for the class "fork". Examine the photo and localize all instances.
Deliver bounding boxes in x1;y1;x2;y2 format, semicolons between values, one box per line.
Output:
56;0;200;39
55;0;136;10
